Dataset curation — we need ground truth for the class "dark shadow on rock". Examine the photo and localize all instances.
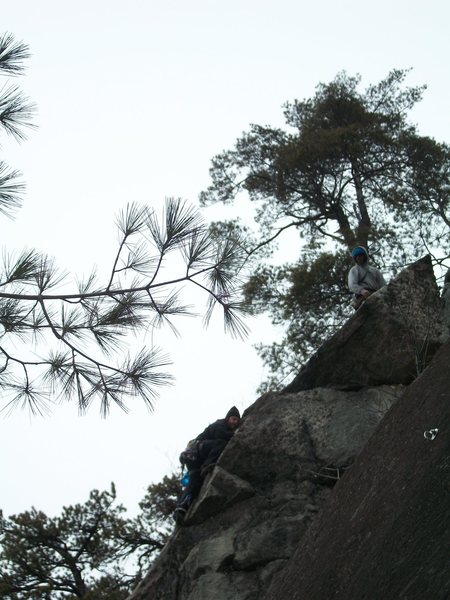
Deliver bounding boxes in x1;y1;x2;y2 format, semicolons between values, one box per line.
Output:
264;341;450;600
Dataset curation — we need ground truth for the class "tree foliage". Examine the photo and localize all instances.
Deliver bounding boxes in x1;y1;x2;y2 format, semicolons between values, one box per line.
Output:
0;33;35;216
0;476;181;599
0;34;248;415
201;69;450;387
0;485;130;599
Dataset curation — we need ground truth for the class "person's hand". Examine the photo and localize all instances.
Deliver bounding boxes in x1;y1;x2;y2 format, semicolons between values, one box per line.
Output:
361;289;371;299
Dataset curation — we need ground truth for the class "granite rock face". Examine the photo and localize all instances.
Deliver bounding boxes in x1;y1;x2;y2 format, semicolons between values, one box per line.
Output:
443;267;450;334
128;257;447;600
284;255;444;393
129;387;404;600
263;341;450;600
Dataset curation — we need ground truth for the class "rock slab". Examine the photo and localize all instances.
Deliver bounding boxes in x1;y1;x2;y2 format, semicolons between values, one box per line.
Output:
127;256;447;600
128;386;404;600
263;341;450;600
284;255;443;392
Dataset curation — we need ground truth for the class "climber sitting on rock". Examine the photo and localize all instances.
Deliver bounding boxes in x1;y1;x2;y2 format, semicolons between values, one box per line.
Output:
348;246;386;310
173;406;241;524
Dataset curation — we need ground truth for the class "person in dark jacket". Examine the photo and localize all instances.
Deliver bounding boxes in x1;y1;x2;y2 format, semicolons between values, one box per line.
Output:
173;406;241;523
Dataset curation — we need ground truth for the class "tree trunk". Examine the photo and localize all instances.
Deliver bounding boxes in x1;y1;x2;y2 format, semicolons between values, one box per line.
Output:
352;164;371;246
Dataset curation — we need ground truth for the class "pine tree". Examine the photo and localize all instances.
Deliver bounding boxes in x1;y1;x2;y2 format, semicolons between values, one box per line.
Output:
0;477;181;599
0;34;248;415
201;70;450;387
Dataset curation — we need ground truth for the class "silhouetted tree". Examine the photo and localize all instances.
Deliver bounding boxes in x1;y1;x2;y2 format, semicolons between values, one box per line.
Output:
0;34;248;415
0;476;181;599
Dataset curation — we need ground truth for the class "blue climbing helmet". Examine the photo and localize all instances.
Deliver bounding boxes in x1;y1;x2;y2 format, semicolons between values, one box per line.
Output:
351;246;368;261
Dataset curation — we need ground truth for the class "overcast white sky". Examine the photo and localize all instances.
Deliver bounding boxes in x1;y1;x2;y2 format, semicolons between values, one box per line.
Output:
1;0;449;518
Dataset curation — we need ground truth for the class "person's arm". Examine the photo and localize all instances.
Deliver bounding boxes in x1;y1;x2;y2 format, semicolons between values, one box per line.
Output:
348;266;365;294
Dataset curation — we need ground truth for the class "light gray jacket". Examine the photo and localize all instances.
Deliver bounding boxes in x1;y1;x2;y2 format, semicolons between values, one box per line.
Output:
348;263;386;295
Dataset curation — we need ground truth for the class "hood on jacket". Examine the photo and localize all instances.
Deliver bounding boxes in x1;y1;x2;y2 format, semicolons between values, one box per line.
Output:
351;246;369;262
225;406;240;420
